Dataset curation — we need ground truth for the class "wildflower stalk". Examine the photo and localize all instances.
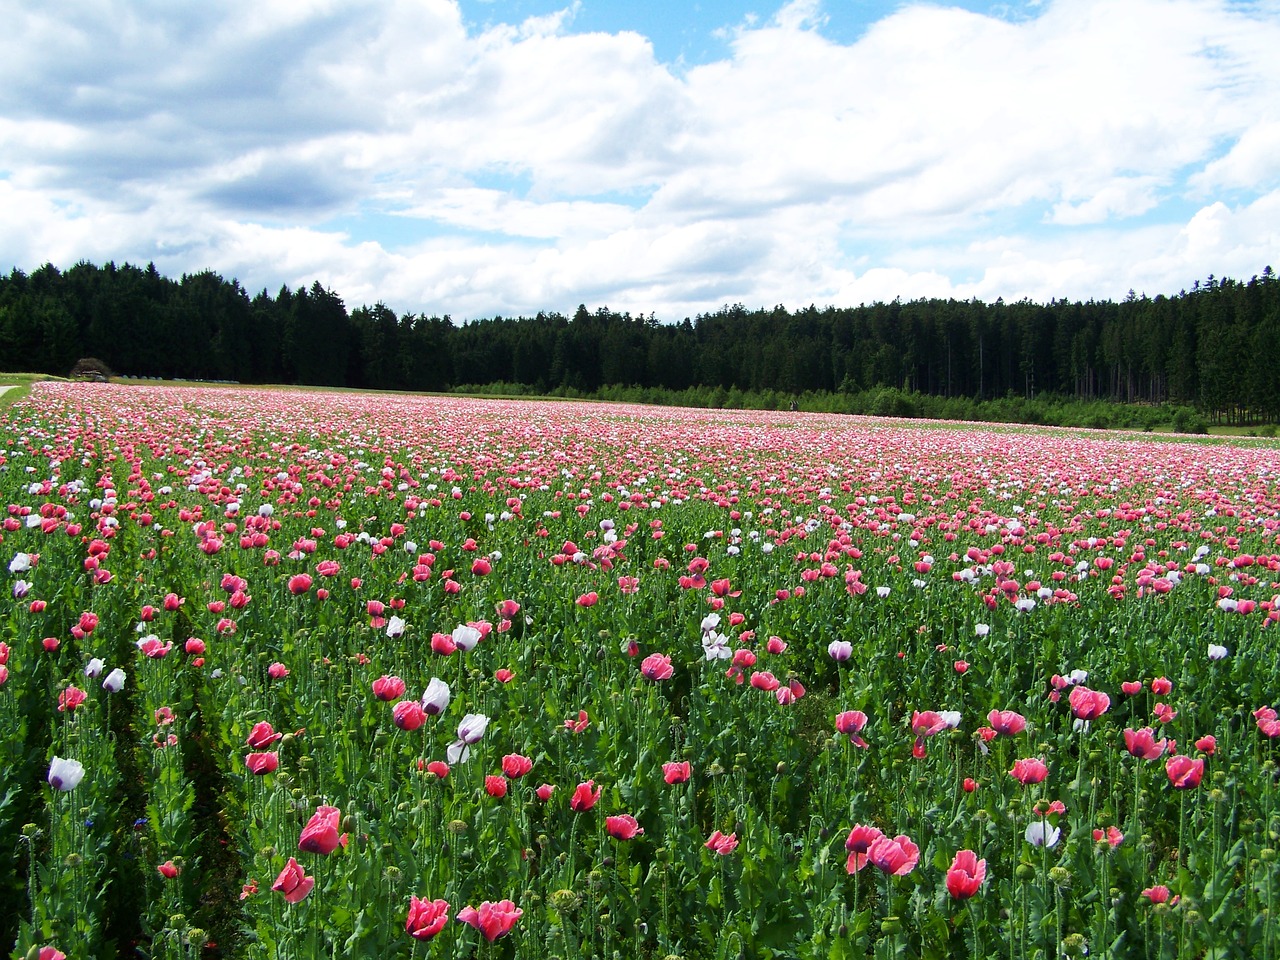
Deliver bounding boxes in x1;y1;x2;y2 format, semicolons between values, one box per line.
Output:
1097;845;1111;959
1017;867;1029;960
1040;839;1052;960
1257;747;1276;960
1130;761;1146;889
1178;790;1188;957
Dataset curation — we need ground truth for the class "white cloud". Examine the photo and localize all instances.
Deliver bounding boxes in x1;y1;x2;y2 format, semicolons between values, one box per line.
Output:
1190;121;1280;194
0;0;1278;322
1047;178;1162;226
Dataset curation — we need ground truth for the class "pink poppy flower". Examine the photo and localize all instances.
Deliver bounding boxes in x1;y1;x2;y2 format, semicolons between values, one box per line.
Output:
570;780;601;812
663;761;691;784
1165;754;1204;789
911;711;949;737
501;754;533;778
393;700;427;731
1093;826;1124;847
58;686;87;712
641;653;673;681
1153;702;1177;724
1009;758;1049;785
272;857;315;903
456;899;522;941
606;814;644;840
868;834;920;876
406;896;449;940
246;721;283;749
1068;686;1110;720
987;709;1027;736
844;824;885;873
298;805;344;855
945;850;986;899
137;637;173;659
1124;727;1167;760
835;710;869;748
749;671;780;692
372;675;406;701
1256;706;1280;738
245;752;279;775
910;709;952;757
705;830;739;855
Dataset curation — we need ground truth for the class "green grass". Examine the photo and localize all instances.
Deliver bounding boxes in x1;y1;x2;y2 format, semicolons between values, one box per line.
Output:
0;372;67;411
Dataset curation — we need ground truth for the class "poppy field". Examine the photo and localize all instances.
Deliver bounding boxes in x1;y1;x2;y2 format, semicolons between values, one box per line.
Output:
2;381;1279;960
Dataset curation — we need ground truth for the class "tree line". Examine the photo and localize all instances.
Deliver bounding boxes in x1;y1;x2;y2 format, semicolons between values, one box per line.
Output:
1;260;1277;422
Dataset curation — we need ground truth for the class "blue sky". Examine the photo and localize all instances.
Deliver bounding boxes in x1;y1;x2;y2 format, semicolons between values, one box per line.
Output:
1;0;1277;321
456;0;976;66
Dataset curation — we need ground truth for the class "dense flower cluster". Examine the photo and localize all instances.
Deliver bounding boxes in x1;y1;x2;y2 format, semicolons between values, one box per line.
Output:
3;384;1278;958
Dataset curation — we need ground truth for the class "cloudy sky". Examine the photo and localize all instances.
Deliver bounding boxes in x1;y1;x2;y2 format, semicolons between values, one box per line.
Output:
2;0;1278;322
